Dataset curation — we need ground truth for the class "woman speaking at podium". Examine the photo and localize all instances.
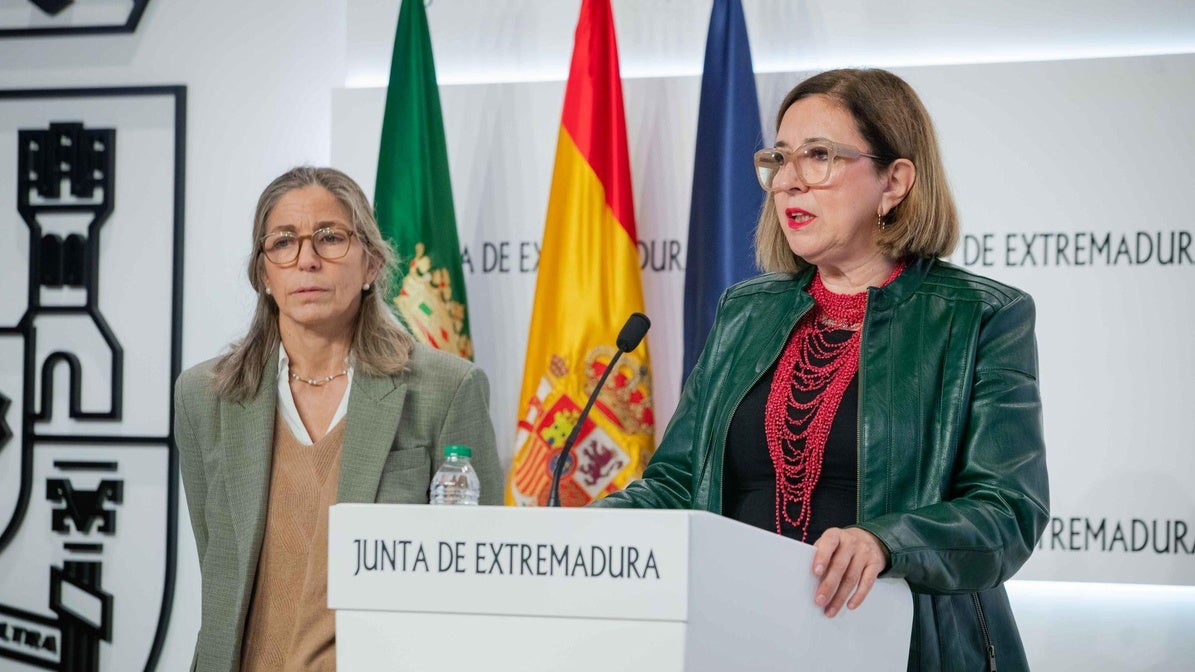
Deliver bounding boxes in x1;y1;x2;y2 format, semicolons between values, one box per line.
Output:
595;70;1049;671
174;166;503;671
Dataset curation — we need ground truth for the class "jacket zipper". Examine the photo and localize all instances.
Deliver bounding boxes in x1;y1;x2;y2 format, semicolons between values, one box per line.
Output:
971;592;997;671
856;292;870;524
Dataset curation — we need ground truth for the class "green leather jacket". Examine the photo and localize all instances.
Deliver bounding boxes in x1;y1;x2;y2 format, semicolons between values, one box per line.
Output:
596;257;1049;671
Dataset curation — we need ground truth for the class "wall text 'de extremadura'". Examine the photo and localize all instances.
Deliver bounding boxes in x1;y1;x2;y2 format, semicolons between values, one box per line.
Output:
352;539;661;579
955;230;1194;267
1037;517;1195;554
458;238;685;274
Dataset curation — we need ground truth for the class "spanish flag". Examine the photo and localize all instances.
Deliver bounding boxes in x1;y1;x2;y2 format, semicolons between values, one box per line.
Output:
507;0;654;506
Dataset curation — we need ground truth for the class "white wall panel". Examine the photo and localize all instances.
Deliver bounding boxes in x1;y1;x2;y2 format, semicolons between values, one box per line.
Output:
2;0;1194;669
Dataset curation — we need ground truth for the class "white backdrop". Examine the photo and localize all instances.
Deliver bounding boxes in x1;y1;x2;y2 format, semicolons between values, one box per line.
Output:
334;53;1195;588
2;0;1194;670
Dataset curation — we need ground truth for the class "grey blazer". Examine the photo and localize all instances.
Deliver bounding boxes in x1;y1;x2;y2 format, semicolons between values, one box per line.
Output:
174;342;503;672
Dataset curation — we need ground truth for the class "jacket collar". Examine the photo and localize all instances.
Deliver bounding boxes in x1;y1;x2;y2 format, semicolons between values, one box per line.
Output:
868;255;935;311
790;255;935;311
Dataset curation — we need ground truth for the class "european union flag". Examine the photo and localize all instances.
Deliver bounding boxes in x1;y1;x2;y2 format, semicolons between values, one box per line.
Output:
683;0;763;381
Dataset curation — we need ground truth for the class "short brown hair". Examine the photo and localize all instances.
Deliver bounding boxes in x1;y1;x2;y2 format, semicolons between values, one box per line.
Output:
755;68;959;273
212;166;414;401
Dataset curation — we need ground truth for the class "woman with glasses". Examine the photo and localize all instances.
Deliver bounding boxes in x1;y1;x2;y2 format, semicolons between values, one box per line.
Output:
595;69;1048;670
174;166;502;671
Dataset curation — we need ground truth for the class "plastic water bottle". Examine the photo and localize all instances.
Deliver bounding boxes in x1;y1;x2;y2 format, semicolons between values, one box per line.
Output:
429;445;480;505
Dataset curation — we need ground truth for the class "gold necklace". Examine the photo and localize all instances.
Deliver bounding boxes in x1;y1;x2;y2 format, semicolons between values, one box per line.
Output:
289;367;349;386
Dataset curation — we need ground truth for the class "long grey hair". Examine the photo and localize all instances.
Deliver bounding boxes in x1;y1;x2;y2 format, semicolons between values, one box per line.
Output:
211;166;413;401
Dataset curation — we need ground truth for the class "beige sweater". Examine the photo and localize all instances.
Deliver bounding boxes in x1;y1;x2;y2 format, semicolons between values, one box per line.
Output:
240;416;345;672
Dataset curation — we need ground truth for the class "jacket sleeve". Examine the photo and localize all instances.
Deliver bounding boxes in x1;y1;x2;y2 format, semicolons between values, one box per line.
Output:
436;366;504;505
856;294;1050;594
592;293;732;510
174;372;209;562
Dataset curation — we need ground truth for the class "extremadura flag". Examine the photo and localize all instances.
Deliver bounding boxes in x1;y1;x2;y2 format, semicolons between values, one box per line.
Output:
375;0;472;359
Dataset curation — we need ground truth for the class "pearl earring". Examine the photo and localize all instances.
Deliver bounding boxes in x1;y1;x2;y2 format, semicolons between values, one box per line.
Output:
363;283;371;291
265;286;272;295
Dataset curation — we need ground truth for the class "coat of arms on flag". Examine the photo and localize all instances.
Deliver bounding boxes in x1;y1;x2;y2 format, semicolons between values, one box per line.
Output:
510;348;653;506
394;242;473;359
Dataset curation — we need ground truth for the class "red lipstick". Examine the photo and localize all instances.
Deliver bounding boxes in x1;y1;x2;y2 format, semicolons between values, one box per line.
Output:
784;207;815;229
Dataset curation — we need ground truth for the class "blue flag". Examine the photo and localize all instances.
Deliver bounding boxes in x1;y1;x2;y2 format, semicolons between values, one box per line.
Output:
683;0;763;381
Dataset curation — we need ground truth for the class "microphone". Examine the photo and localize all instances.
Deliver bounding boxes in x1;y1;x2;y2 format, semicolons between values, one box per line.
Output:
546;312;651;507
615;312;651;353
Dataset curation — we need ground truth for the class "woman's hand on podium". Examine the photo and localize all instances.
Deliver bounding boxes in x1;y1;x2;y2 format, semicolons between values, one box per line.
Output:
810;527;890;618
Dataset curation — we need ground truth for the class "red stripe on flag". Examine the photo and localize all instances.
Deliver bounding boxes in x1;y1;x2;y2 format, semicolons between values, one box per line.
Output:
560;0;637;244
514;440;550;491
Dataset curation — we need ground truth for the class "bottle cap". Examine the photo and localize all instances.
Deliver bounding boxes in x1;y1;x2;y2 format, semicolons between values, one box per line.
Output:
444;445;472;458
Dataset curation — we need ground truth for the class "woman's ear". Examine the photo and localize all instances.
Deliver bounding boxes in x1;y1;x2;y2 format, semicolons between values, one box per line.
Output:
881;158;916;215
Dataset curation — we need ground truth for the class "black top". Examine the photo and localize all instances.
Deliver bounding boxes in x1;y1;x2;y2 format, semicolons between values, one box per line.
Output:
723;329;859;543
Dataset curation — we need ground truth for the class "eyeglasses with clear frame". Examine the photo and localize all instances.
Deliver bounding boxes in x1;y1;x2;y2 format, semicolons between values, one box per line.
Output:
753;140;881;191
259;226;357;265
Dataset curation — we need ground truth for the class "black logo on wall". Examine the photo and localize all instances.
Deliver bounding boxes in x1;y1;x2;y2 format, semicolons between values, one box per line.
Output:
0;87;185;672
0;1;152;38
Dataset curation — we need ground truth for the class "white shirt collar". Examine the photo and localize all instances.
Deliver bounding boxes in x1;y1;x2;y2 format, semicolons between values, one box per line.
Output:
277;343;352;446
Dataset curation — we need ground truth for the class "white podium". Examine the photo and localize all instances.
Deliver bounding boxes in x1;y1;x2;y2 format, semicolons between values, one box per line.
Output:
328;504;913;671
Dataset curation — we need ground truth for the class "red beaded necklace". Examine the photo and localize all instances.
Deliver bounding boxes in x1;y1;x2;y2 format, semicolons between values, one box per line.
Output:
763;261;906;541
